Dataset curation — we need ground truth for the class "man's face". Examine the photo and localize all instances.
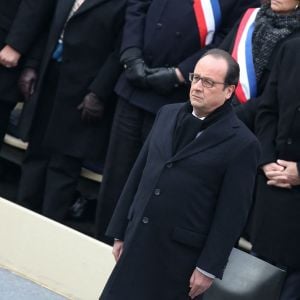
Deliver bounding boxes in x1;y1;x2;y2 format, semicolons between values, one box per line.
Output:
189;55;235;117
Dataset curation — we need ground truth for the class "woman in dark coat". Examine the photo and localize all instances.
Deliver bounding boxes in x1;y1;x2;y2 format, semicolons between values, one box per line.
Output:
221;0;300;298
220;0;300;129
17;0;126;221
252;33;300;300
0;0;54;149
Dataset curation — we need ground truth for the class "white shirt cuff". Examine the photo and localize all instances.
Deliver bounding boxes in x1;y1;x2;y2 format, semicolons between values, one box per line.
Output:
196;267;216;279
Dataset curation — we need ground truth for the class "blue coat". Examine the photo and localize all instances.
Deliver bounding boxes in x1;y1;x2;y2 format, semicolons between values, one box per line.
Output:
100;103;260;299
115;0;260;113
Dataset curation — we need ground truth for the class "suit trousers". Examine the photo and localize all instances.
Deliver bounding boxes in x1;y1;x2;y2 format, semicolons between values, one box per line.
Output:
17;60;82;221
95;98;155;242
0;101;15;150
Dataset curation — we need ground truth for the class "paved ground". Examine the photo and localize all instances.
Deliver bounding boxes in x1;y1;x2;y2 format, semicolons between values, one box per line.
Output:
0;268;67;300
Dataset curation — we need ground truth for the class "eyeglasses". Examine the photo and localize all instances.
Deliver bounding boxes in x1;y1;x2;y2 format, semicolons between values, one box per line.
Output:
189;73;226;88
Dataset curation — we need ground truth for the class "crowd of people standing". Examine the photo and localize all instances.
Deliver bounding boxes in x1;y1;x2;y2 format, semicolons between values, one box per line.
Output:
1;0;300;299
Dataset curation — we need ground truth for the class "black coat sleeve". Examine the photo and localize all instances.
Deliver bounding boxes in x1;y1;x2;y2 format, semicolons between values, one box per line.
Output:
88;3;126;102
5;0;56;55
197;139;260;278
120;0;152;53
255;37;300;166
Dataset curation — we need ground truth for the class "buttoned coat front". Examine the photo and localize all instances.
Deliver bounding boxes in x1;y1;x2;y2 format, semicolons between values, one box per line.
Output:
100;103;260;300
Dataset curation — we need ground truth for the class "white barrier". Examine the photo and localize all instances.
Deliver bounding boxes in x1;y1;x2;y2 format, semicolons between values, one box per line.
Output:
0;197;114;300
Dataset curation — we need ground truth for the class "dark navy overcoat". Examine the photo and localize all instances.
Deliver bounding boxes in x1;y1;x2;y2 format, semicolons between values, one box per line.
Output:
100;103;260;300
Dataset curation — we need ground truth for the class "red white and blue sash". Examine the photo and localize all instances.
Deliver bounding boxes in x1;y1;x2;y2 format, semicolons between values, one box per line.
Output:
232;8;259;103
193;0;222;47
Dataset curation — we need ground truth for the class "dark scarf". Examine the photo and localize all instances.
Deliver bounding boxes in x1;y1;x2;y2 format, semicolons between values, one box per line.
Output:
173;101;232;154
252;4;300;82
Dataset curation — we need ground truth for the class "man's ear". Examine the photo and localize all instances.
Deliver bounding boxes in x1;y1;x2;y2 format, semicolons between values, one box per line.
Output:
225;85;236;100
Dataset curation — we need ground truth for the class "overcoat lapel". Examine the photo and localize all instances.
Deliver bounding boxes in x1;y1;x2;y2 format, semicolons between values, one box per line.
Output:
154;104;239;163
171;114;237;162
153;105;178;161
51;0;74;36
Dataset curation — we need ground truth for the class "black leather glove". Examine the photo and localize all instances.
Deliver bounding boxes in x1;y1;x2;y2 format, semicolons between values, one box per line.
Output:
146;67;181;95
18;68;38;101
77;92;105;124
121;47;149;88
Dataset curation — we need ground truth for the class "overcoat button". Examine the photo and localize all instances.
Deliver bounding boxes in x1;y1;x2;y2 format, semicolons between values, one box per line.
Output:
175;31;181;37
154;188;161;196
157;23;162;28
297;107;300;112
142;217;149;224
287;138;293;145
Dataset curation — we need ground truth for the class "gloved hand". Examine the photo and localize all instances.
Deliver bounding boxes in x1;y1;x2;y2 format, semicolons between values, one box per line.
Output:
18;68;38;101
121;47;149;88
146;67;181;95
77;92;105;124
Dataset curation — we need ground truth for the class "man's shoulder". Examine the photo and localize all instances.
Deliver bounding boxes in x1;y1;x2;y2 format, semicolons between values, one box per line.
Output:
232;115;259;146
158;102;187;115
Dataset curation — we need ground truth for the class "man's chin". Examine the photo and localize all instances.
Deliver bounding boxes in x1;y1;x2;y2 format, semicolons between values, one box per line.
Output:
190;99;204;109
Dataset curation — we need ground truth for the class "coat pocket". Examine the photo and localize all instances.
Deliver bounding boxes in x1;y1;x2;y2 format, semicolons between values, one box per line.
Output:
171;227;206;249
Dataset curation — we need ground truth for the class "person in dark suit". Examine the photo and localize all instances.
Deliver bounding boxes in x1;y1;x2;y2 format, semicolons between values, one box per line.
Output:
95;0;261;241
250;34;300;300
99;49;260;300
0;0;55;150
17;0;126;221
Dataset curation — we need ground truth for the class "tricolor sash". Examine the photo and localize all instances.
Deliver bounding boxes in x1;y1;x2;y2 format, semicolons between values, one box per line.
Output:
193;0;222;48
232;8;260;103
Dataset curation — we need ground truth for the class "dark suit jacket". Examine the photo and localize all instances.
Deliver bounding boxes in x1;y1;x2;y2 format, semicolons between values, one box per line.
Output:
114;0;260;114
19;0;126;159
0;0;55;102
100;102;260;300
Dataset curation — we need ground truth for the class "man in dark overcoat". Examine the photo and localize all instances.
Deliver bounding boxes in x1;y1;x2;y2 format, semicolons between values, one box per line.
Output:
17;0;126;221
99;49;260;300
95;0;261;241
0;0;55;150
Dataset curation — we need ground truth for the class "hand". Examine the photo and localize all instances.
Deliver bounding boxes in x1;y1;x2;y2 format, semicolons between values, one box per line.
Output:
262;162;285;180
18;68;38;101
77;92;104;124
0;45;21;68
265;159;300;188
123;58;149;88
112;240;124;262
189;269;213;299
147;67;181;95
121;47;149;88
